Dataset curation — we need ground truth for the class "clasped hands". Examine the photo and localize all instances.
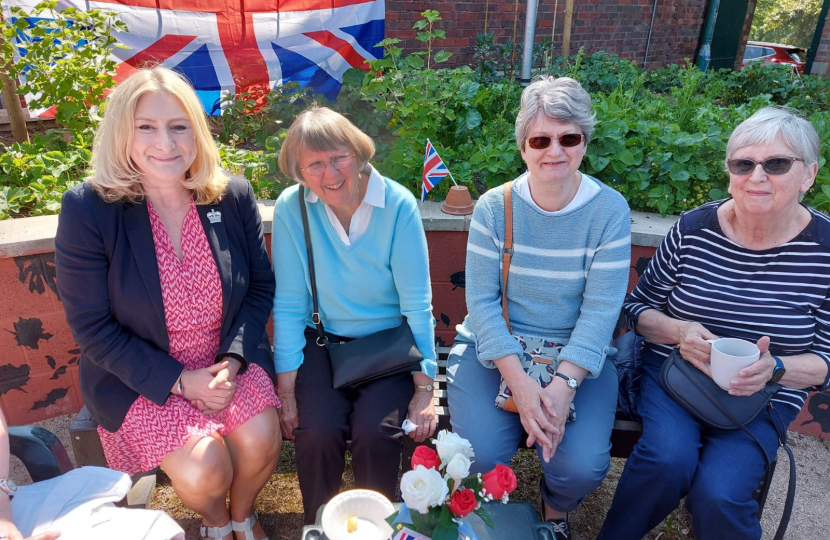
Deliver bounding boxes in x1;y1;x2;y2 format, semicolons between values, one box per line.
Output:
508;372;575;463
677;321;776;396
180;357;241;414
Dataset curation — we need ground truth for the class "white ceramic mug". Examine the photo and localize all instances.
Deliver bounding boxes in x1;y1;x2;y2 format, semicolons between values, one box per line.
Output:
708;338;760;391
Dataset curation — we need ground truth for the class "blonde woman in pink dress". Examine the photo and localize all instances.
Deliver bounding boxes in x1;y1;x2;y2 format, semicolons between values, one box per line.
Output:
55;67;280;540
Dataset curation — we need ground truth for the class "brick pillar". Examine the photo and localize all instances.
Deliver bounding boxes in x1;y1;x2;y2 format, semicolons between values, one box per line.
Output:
734;0;757;71
811;8;830;76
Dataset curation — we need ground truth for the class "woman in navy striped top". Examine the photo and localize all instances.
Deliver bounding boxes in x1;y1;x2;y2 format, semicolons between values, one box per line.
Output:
599;107;830;540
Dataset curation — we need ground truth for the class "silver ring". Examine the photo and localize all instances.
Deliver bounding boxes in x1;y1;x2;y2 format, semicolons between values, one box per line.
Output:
1;534;9;539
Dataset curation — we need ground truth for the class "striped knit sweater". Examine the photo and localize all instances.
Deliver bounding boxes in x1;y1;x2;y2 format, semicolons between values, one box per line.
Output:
456;175;632;378
625;200;830;412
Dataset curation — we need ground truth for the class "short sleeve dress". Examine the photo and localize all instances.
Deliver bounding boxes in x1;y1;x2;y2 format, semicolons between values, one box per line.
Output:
98;201;280;476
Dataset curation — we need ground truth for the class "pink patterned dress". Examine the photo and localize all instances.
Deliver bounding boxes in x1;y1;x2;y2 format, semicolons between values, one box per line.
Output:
99;201;280;476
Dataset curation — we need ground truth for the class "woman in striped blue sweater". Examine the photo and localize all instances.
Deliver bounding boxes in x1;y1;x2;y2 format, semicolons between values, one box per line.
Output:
447;77;631;539
599;107;830;540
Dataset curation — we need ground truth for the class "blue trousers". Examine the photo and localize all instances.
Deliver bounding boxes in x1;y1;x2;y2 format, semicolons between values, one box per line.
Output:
597;351;796;540
446;338;618;513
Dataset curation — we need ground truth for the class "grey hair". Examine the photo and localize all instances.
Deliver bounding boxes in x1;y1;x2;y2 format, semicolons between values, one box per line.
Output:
726;106;820;166
515;75;595;150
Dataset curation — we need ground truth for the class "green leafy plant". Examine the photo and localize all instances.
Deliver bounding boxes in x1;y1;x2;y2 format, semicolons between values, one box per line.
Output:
0;131;89;218
0;1;126;219
6;6;830;221
548;49;641;95
411;10;452;70
1;0;128;136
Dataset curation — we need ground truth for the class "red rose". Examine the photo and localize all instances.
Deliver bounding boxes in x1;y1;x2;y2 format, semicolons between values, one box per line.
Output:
411;445;441;470
448;488;477;518
481;464;517;499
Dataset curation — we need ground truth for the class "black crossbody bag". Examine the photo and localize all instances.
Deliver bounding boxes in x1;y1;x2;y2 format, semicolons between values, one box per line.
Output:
298;186;423;390
659;349;795;540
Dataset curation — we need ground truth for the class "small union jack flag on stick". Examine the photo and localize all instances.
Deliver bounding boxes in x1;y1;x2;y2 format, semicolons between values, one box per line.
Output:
421;138;457;203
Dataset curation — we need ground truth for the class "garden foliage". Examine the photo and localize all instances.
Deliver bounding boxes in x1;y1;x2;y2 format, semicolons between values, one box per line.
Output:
220;19;830;216
750;0;822;49
0;0;126;218
3;9;830;219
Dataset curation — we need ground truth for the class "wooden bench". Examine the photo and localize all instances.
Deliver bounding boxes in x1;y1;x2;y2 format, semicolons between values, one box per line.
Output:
71;347;771;517
70;407;157;509
402;347;645;467
401;347;775;518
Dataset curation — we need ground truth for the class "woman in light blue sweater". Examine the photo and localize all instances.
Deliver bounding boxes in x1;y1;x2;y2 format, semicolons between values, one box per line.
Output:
271;107;437;524
447;76;631;539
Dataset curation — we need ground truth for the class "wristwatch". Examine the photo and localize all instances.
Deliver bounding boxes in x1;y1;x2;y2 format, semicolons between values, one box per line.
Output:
769;355;786;384
0;478;17;498
414;383;434;392
554;372;579;390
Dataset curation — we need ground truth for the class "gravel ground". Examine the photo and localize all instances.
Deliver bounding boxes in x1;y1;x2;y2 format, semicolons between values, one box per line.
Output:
10;413;830;540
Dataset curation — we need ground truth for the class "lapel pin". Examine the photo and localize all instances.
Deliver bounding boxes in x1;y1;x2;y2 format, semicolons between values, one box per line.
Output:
207;209;222;223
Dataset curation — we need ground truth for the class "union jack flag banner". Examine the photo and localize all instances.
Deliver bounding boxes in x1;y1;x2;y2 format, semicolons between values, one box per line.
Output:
392;528;432;540
421;138;451;203
3;0;385;115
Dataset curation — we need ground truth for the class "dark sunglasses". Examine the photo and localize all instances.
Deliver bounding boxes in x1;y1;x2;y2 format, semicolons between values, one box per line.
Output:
726;157;804;176
527;133;584;150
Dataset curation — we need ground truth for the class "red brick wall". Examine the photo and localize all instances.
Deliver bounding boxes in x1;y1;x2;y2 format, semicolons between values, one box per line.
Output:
426;231;469;348
734;0;756;71
385;0;709;68
2;232;830;442
812;8;830;76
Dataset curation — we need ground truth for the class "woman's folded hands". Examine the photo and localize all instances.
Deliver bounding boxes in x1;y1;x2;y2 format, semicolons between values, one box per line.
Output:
495;354;560;461
182;358;240;414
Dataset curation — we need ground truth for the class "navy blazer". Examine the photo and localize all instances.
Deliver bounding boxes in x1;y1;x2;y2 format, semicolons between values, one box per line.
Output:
54;176;276;432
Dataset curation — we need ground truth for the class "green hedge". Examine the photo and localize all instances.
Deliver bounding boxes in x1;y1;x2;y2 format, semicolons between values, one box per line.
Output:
219;48;830;217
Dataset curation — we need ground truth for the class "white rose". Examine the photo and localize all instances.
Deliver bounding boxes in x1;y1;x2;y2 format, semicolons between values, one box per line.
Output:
445;453;471;485
400;465;449;514
433;430;475;463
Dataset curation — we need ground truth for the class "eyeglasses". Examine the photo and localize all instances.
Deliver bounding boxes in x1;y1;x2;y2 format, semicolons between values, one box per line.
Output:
526;133;584;150
726;157;804;176
301;153;355;176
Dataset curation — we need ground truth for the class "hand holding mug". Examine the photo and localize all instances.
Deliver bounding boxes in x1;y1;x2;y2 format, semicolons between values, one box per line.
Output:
724;336;776;396
677;321;718;376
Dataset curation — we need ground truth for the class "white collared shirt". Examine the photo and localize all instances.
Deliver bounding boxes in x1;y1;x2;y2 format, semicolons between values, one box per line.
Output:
304;164;386;245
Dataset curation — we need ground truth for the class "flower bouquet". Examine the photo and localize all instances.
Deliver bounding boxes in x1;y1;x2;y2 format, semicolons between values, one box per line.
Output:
387;430;517;540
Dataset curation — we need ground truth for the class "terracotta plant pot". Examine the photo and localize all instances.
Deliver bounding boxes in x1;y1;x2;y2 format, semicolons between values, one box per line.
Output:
441;185;474;215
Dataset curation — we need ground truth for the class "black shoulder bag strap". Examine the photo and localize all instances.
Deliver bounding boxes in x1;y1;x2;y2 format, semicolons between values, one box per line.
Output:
673;356;795;540
298;186;329;347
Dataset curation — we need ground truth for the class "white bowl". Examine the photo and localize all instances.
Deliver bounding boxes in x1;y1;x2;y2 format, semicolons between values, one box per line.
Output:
321;489;395;540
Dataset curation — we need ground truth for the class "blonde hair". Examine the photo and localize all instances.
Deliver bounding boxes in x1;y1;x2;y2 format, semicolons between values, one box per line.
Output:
279;107;375;182
86;66;227;204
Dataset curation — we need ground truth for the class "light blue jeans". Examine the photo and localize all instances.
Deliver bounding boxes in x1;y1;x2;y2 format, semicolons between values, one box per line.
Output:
446;337;618;513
